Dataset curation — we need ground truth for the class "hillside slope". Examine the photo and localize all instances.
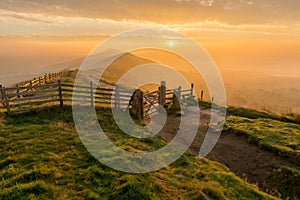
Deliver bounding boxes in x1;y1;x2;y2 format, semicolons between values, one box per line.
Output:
0;106;276;200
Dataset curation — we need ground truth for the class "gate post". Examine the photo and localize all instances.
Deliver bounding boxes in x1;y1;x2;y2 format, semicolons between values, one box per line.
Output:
129;89;144;121
171;86;181;112
159;81;166;106
137;90;144;121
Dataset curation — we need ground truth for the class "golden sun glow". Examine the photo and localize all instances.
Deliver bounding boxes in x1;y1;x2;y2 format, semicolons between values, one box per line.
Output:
167;40;176;47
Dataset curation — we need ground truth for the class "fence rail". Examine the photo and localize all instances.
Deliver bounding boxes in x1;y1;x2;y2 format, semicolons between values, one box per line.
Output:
1;75;203;121
0;79;133;114
0;70;67;113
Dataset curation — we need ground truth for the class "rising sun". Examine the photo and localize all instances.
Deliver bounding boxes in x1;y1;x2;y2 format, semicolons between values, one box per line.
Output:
167;40;176;47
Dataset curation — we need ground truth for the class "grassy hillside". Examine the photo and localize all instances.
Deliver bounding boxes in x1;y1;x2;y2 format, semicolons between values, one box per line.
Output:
225;106;300;165
223;108;300;199
225;116;300;164
2;70;299;199
0;106;276;200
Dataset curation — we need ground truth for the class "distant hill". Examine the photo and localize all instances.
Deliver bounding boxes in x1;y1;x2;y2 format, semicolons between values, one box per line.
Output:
3;48;299;115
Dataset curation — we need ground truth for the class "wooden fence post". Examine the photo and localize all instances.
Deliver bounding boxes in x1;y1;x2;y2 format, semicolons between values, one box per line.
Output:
1;87;10;114
114;85;120;108
44;74;47;84
0;85;4;106
159;81;166;106
39;77;41;85
16;85;20;98
29;81;33;91
178;86;182;101
190;83;194;101
90;81;94;107
58;80;63;107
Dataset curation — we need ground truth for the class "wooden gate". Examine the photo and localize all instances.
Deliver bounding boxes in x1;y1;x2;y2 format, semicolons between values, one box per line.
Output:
128;81;197;121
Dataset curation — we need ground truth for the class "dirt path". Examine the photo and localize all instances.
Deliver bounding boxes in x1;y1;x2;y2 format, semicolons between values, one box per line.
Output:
158;108;300;199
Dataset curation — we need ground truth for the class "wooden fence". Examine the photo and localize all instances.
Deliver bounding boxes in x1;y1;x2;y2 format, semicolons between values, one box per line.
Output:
17;71;65;90
0;80;132;114
61;82;132;108
0;70;66;113
0;78;199;120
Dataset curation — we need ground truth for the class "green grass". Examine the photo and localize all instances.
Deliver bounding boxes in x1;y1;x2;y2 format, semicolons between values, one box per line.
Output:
0;106;275;200
198;101;212;109
227;106;300;124
198;101;300;125
225;116;300;164
268;166;300;198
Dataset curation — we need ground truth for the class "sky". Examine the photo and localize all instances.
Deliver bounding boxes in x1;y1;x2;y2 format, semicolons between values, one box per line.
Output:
1;0;300;37
0;0;299;112
0;0;299;75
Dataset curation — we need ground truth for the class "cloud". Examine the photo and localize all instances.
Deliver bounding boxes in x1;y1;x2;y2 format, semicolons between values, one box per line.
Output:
0;1;299;39
0;0;299;25
0;9;162;37
175;0;214;7
3;12;54;24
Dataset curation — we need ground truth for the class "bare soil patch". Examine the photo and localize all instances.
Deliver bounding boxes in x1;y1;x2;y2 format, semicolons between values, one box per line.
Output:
158;109;300;199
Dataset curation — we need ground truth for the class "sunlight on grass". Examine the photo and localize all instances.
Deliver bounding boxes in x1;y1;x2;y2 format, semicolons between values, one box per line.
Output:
0;106;276;199
225;116;300;164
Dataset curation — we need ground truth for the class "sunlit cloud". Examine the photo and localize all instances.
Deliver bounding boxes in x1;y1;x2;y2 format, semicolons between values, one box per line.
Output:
0;9;157;36
2;12;54;24
167;21;294;36
0;0;299;24
0;1;299;39
175;0;214;7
